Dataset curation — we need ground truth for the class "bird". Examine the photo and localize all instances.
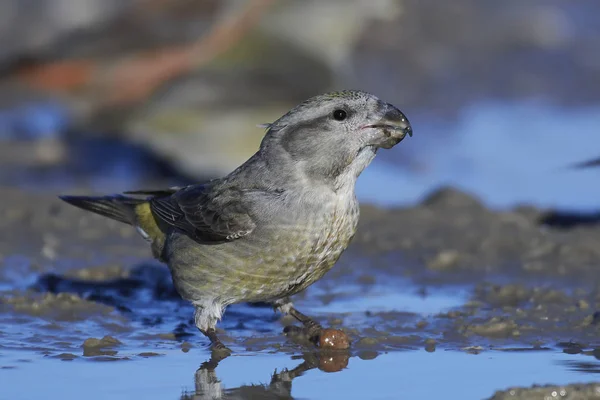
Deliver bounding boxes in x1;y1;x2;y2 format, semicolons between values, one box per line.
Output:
59;90;412;353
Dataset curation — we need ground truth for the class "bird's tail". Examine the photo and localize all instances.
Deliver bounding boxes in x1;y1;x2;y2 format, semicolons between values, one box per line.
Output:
59;194;146;225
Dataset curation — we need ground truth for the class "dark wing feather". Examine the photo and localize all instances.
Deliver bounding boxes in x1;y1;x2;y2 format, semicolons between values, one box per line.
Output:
151;197;185;224
124;187;183;197
149;184;255;243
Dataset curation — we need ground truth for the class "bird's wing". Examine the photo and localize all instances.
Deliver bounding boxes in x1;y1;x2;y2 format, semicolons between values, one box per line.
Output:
149;184;256;243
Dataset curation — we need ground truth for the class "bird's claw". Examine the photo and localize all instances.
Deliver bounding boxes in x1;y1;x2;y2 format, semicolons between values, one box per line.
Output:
304;320;323;344
283;324;322;347
210;341;232;358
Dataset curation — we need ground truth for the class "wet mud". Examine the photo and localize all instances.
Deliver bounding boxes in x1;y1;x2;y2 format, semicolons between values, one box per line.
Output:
490;383;600;400
2;182;600;398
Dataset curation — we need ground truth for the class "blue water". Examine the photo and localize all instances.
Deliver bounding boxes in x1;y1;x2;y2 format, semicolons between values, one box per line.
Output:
1;347;598;400
311;284;466;315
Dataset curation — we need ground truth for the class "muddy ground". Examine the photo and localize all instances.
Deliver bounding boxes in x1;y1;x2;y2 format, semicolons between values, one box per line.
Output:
2;181;600;398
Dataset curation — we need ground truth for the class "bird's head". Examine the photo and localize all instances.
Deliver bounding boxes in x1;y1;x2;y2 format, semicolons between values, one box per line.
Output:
259;90;412;187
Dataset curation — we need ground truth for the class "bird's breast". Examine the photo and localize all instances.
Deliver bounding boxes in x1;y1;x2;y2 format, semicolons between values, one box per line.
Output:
261;190;360;298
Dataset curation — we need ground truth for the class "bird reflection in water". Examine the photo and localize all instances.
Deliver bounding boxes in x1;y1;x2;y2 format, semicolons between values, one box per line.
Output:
181;351;350;399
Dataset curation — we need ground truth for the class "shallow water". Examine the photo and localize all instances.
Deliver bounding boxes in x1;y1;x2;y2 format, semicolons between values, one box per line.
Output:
3;346;600;400
310;283;467;315
2;275;599;399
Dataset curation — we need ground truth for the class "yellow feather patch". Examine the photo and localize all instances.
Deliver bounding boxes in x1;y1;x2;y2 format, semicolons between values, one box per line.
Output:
134;202;165;242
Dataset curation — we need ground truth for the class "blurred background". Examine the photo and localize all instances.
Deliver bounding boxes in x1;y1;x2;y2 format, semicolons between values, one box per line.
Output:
1;0;599;210
3;3;600;397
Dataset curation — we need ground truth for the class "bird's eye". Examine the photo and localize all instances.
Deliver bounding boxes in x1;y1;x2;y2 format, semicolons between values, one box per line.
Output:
333;109;347;121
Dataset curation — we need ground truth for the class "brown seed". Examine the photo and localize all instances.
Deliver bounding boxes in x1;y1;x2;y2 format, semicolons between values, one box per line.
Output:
319;328;351;350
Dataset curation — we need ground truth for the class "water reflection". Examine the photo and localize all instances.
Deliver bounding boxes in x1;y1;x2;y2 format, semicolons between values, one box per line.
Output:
3;347;600;399
558;348;600;374
182;351;350;400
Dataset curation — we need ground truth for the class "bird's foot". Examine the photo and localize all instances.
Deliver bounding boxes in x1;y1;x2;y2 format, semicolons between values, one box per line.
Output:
277;303;351;349
284;307;351;350
283;324;322;346
201;327;232;357
210;341;232;357
285;307;324;344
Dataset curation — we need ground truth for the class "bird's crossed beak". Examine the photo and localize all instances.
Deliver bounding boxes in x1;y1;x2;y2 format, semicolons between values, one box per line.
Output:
362;103;412;149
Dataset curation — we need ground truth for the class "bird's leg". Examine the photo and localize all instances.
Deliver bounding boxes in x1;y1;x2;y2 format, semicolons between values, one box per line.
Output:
200;328;231;354
195;306;231;355
270;359;316;388
288;307;323;342
275;298;323;344
194;359;223;399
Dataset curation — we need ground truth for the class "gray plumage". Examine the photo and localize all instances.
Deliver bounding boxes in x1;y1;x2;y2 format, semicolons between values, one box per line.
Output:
60;90;412;349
